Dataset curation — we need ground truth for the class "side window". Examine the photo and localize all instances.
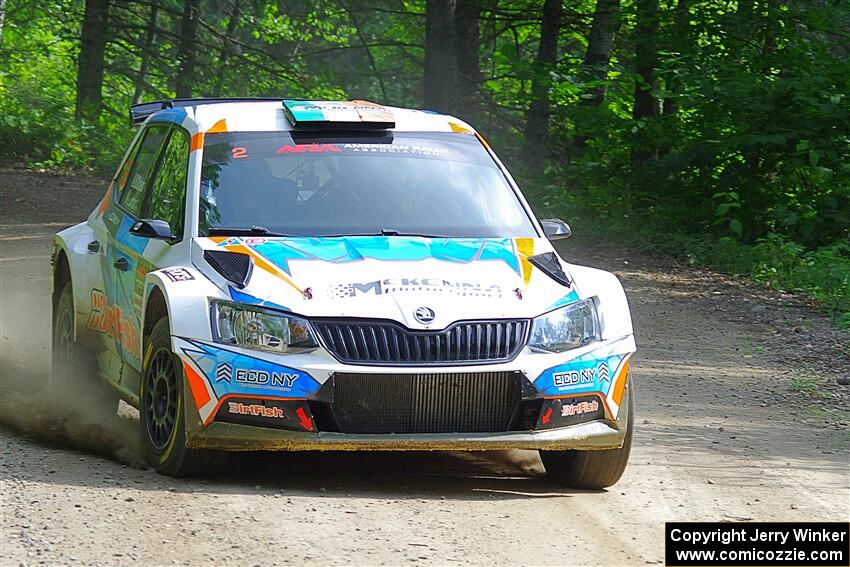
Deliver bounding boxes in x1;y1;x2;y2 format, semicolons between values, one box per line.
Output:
145;129;190;238
113;136;142;201
120;126;169;217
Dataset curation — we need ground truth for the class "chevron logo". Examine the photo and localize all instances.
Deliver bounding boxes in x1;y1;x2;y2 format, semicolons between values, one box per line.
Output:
598;362;610;385
216;363;233;383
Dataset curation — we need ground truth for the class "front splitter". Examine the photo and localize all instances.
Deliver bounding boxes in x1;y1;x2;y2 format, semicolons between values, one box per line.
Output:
186;419;626;452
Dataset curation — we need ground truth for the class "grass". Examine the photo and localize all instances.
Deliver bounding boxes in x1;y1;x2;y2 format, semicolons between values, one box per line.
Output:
789;374;820;397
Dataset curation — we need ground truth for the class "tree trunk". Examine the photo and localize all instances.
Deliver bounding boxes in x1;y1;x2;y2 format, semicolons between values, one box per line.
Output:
212;0;242;97
0;0;7;47
132;0;159;104
631;0;659;167
75;0;110;121
424;0;456;114
454;0;481;123
523;0;563;166
581;0;620;107
663;0;692;116
175;0;199;99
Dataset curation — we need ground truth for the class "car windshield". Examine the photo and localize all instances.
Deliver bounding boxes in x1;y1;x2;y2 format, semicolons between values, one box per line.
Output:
199;131;536;238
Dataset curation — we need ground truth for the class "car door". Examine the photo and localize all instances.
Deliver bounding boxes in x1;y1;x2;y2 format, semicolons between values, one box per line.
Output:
100;125;170;387
115;126;191;395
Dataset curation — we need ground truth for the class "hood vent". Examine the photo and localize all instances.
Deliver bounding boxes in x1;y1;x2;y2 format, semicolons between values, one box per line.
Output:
204;250;253;289
528;251;571;287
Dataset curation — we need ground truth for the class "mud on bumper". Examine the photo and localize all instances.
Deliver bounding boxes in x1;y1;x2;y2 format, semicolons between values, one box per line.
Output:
186;417;627;452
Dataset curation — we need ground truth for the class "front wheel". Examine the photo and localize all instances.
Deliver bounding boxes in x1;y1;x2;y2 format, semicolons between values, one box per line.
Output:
140;318;226;477
539;380;634;489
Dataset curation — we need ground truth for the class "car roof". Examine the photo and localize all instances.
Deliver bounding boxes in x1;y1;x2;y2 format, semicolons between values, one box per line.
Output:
143;99;476;135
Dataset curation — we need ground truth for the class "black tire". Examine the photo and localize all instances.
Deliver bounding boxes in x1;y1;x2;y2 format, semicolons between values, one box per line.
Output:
52;282;118;413
52;282;90;389
540;380;634;489
140;317;227;477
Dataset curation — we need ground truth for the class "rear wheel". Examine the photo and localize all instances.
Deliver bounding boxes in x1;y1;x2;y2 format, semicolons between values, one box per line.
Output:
52;282;89;389
52;282;117;412
540;380;634;489
140;318;226;477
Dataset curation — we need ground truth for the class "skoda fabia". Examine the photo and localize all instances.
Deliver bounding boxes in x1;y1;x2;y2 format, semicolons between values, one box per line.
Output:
52;99;636;487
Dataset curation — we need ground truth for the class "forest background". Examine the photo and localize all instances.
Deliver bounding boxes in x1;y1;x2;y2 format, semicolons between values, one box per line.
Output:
1;0;848;325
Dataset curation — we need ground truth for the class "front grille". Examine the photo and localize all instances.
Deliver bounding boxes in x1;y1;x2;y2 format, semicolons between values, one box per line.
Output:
312;319;529;365
330;371;523;434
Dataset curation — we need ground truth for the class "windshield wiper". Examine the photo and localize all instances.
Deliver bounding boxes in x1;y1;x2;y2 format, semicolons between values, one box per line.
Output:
379;228;451;238
313;229;452;238
207;226;294;237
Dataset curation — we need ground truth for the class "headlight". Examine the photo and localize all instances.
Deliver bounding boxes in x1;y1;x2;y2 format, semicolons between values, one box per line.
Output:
528;298;601;353
212;302;319;354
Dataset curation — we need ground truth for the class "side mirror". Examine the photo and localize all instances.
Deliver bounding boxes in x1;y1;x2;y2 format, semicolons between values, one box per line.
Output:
541;218;572;240
130;219;175;240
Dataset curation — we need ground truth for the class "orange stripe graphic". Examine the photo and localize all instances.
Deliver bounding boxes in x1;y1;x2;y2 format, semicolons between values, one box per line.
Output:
207;119;228;133
611;355;632;407
190;132;204;152
226;243;303;294
183;360;211;409
515;238;534;287
449;121;473;134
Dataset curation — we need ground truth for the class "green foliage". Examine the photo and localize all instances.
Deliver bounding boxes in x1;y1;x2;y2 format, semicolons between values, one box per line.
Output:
0;0;847;324
631;230;849;327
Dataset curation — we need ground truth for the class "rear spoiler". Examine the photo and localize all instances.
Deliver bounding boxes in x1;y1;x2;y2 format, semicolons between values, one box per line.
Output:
129;98;285;125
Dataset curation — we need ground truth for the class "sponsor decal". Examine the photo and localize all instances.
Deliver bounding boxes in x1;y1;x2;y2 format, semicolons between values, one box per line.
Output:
87;289;140;358
177;339;320;401
536;395;605;429
561;398;599;417
330;278;502;299
216;363;232;383
553;368;596;389
275;143;340;154
227;401;285;418
162;267;195;282
413;306;435;324
597;361;610;388
214;396;315;431
235;369;299;390
216;237;243;247
341;143;449;158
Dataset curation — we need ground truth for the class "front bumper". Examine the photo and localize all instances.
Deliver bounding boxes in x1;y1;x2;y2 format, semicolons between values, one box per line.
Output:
176;335;636;452
186;417;626;452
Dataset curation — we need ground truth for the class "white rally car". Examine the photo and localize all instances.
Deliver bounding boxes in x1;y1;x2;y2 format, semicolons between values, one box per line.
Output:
52;99;636;486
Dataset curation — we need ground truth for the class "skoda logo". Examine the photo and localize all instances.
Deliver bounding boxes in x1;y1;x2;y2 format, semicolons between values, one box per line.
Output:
414;306;435;324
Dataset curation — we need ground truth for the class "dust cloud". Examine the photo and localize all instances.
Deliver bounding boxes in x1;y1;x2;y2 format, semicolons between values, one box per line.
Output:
0;287;145;468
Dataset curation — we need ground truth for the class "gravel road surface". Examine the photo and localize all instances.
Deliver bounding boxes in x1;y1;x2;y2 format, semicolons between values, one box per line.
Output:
1;169;847;566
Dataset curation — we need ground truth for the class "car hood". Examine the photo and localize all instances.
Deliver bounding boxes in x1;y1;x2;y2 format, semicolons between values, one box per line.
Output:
192;236;580;328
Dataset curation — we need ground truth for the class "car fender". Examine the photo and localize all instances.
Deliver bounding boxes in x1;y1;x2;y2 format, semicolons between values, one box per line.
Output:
142;266;229;352
566;264;635;342
53;222;105;343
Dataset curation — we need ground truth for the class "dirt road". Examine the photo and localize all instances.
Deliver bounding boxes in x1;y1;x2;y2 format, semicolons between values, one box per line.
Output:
1;169;848;566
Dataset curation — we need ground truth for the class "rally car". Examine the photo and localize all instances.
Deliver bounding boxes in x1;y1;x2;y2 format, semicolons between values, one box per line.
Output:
52;98;636;487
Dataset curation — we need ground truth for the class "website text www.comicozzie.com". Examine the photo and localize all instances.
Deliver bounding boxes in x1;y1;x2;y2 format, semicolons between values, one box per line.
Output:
665;522;849;567
673;547;844;564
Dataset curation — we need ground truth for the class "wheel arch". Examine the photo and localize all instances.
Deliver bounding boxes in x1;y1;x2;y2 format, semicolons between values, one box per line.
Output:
52;245;72;317
141;267;227;355
143;284;171;346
